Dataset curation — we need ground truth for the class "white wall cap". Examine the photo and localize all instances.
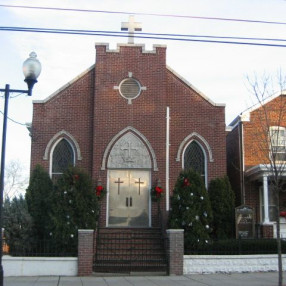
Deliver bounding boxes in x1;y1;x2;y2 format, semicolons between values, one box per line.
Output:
166;229;184;233
229;89;286;126
78;229;94;233
95;42;166;54
33;65;95;104
167;66;225;107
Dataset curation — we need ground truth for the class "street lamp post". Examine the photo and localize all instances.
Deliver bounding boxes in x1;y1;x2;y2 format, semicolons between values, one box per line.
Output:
0;52;41;285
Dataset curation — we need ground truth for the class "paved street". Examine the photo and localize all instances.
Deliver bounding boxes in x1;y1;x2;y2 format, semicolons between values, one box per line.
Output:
4;272;285;286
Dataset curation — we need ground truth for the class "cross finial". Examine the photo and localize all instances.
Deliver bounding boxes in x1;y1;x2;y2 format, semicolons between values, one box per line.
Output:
121;15;142;44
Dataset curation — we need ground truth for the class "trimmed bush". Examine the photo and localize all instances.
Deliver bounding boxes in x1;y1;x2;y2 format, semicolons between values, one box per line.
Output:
185;238;286;255
208;176;235;239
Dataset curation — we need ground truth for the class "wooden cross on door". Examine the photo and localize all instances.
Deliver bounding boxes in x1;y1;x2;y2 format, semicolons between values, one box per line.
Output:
114;178;124;195
135;178;144;195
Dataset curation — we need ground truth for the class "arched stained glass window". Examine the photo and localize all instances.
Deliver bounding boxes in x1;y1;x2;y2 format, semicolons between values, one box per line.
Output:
52;139;74;180
184;141;205;182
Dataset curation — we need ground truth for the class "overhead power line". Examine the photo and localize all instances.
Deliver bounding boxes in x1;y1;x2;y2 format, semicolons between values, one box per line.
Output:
1;26;286;48
1;4;286;26
0;110;26;126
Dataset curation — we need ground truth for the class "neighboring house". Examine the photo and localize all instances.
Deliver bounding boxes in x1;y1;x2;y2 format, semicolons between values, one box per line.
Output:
227;91;286;238
30;29;226;231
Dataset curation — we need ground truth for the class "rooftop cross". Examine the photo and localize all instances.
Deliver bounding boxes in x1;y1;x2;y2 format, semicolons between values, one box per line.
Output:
121;15;142;44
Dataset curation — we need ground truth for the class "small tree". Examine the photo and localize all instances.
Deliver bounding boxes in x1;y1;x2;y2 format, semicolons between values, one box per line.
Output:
4;160;28;198
3;195;33;254
169;169;213;251
26;165;54;241
50;166;99;254
209;176;235;239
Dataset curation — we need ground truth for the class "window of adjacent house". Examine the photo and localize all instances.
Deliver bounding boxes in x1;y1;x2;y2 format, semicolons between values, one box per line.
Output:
51;139;74;181
260;185;278;222
269;126;286;162
184;141;206;183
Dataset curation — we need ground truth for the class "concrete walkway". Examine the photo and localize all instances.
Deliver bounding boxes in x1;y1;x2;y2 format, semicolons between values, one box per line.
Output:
4;272;284;286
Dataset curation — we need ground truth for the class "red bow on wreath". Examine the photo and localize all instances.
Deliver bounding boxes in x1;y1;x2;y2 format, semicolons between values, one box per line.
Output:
96;185;103;197
155;186;163;197
183;178;190;187
280;211;286;217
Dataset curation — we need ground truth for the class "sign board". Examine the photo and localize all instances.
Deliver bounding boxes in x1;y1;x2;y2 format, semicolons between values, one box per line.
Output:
235;205;255;239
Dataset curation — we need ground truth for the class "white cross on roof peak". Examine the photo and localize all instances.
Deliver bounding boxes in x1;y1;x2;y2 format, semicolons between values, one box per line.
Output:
121;15;142;44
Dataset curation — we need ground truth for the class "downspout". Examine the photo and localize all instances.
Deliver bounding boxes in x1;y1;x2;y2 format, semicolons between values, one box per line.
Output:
166;106;170;211
239;121;246;204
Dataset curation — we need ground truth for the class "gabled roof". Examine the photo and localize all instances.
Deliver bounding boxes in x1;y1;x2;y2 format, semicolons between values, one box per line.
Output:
33;60;225;108
228;90;286;128
166;66;225;107
33;64;95;104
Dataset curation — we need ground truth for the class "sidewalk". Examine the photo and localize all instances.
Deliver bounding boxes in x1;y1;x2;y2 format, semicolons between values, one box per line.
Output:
4;272;284;286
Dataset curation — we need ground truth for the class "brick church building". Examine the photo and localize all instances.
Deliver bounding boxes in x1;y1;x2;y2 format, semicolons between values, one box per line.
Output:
30;19;226;231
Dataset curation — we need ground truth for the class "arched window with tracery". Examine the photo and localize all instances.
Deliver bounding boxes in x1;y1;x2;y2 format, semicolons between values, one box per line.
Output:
183;141;206;184
51;139;75;181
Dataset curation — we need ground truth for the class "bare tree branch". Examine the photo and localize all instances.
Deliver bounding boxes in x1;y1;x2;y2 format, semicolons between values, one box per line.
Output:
247;73;286;286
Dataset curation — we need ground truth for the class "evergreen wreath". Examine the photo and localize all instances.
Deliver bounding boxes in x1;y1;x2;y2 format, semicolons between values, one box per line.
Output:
95;181;105;200
151;181;164;201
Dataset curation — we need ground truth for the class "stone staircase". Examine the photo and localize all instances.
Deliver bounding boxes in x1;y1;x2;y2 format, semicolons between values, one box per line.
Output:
93;228;168;274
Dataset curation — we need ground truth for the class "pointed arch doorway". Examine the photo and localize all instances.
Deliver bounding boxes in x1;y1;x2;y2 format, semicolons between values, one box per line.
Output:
106;131;153;227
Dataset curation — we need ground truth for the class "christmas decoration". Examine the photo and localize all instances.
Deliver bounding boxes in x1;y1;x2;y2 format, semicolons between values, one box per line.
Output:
95;179;105;199
151;179;164;201
280;211;286;217
169;169;213;250
50;166;99;254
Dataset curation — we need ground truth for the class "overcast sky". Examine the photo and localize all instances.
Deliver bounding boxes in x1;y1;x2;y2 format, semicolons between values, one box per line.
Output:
1;0;286;180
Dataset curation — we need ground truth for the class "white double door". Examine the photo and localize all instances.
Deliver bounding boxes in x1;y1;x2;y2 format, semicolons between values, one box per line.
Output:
108;170;150;227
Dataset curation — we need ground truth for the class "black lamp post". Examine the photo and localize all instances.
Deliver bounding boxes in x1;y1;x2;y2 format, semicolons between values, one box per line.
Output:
0;52;41;285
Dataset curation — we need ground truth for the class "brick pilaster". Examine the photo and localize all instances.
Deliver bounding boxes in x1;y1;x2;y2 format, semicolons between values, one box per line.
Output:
78;229;94;276
262;224;274;238
166;229;184;275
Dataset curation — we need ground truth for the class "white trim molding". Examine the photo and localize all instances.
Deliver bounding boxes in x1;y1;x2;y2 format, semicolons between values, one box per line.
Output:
176;132;214;163
101;126;158;171
167;66;225;107
95;43;166;54
43;130;82;161
33;65;95;104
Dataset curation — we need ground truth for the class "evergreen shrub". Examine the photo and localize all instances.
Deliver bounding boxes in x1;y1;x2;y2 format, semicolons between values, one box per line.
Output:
50;166;99;254
208;176;235;239
169;169;213;250
26;164;54;240
185;238;286;255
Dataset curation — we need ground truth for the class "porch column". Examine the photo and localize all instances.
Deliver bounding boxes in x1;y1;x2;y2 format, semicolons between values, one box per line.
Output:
263;175;270;223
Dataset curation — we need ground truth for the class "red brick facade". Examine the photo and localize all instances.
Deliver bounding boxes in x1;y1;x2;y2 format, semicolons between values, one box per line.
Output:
166;229;184;275
227;94;286;238
30;43;226;228
78;230;94;276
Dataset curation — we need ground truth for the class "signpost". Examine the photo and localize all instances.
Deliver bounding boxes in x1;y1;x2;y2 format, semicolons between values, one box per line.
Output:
235;205;255;239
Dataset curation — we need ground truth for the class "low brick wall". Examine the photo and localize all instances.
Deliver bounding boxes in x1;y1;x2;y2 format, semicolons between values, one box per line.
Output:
184;254;286;274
